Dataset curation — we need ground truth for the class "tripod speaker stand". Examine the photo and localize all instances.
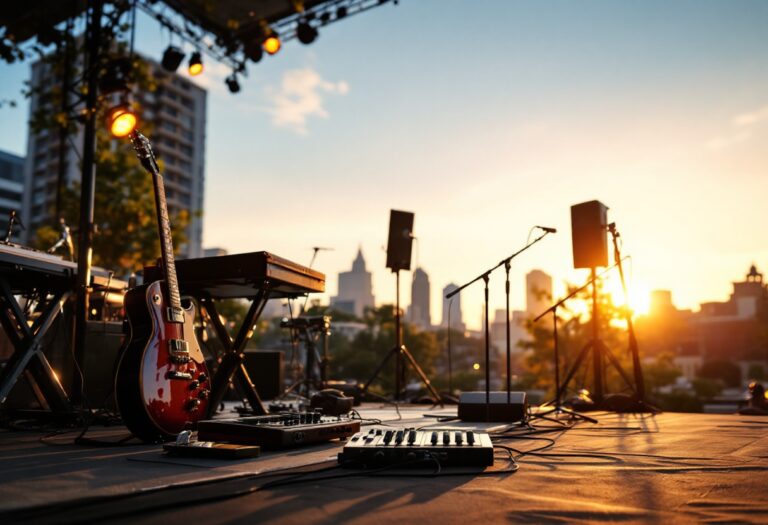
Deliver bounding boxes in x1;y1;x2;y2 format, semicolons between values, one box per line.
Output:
361;210;441;403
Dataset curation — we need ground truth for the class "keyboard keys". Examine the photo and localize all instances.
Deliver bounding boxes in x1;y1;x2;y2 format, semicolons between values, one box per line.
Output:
431;431;438;445
455;432;463;445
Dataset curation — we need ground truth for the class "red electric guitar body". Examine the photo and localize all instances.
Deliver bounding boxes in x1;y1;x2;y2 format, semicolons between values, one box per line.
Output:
115;131;210;442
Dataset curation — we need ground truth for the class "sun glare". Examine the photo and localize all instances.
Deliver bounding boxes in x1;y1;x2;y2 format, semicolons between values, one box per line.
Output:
604;276;651;316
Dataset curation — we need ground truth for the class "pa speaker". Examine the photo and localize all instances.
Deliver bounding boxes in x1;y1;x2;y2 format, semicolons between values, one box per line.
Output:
571;200;609;269
386;210;414;272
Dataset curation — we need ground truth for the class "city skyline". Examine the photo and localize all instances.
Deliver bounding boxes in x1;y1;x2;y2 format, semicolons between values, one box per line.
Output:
0;1;766;329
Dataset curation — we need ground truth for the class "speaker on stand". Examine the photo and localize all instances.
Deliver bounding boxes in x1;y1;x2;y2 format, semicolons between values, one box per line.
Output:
361;210;441;403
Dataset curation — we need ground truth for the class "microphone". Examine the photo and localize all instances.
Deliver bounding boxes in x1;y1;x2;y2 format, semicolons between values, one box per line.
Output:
536;226;557;234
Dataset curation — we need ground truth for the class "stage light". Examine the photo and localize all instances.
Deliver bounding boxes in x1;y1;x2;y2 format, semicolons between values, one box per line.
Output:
225;74;240;94
336;6;348;18
296;21;318;45
263;33;281;55
161;46;185;72
107;104;137;138
188;52;203;76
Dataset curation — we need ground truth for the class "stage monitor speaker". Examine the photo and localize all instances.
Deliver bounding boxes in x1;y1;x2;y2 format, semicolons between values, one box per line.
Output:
458;391;528;422
385;209;414;272
243;350;284;400
571;200;609;269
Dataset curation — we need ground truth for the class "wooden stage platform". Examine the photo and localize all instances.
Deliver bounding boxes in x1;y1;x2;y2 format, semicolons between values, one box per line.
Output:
1;406;767;524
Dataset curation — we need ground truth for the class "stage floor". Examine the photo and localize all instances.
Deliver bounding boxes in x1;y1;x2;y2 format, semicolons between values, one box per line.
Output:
1;405;768;524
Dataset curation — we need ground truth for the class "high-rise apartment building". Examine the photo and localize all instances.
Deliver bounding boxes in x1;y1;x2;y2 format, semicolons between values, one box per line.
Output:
407;267;431;329
0;150;24;241
21;55;206;258
331;248;376;318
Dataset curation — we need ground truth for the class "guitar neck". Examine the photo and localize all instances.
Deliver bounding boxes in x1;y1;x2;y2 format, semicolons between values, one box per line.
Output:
152;170;182;314
130;130;184;322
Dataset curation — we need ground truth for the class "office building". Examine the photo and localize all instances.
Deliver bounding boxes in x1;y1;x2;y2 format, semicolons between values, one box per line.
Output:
331;248;375;318
407;267;431;329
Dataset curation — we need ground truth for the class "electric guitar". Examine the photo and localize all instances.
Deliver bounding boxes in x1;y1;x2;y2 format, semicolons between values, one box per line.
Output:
115;130;210;442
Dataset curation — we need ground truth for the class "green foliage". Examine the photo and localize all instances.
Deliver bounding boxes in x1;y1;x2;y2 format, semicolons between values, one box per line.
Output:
691;377;723;399
655;390;703;413
644;352;682;393
33;134;191;274
520;278;634;398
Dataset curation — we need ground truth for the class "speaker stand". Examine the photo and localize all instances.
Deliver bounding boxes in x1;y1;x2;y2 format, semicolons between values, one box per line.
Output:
362;270;442;404
531;303;597;425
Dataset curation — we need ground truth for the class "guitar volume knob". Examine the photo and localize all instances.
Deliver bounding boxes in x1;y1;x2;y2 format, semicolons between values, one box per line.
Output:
186;399;201;411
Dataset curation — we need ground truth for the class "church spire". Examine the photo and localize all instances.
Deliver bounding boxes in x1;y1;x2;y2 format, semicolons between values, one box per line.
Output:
352;246;366;273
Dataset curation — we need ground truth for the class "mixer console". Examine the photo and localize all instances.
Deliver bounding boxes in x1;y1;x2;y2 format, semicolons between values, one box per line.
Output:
338;428;494;467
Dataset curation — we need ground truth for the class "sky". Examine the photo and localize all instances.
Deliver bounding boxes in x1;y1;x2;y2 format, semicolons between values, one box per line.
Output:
1;0;767;329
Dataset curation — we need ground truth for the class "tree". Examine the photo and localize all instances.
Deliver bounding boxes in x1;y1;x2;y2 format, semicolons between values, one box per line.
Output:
20;9;190;275
699;360;742;388
520;278;636;399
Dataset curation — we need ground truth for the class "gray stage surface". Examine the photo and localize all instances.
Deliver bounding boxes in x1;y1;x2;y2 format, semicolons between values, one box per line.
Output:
1;406;767;524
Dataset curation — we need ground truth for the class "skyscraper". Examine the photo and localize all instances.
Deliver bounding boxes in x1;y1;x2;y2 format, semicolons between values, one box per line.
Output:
526;269;553;317
331;248;375;318
442;282;465;332
407;267;431;329
21;55;206;258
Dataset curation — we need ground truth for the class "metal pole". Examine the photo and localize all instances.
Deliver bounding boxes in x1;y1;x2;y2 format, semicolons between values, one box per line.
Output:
591;267;604;402
72;0;102;405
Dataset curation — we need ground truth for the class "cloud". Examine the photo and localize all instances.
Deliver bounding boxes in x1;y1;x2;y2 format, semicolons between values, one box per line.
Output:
732;105;768;127
264;68;350;135
707;103;768;151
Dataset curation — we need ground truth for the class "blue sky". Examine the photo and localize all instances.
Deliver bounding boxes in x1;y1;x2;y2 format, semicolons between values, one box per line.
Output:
2;1;767;328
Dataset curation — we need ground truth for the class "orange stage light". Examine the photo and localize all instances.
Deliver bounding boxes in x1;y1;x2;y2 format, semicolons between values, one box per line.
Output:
263;35;281;55
188;52;204;76
108;107;137;138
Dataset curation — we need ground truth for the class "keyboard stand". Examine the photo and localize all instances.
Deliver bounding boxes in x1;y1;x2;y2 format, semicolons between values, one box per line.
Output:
198;290;271;417
0;278;74;415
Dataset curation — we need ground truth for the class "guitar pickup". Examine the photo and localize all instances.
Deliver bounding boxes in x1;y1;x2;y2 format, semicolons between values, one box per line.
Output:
168;339;189;354
167;307;185;324
166;371;193;380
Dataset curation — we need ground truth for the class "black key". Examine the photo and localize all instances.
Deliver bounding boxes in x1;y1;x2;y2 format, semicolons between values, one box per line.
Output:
376;429;383;435
408;430;417;445
467;431;475;445
395;430;404;444
442;431;450;445
431;431;438;445
455;432;462;445
384;430;394;444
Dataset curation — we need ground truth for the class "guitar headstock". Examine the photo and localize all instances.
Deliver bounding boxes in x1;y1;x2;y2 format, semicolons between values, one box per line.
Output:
129;130;159;174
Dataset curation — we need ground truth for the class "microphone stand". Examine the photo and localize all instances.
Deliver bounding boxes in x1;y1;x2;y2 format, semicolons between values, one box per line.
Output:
446;230;552;421
531;271;609;424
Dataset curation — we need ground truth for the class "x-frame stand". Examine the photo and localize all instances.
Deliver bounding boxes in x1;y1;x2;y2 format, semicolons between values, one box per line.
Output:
0;278;74;415
197;290;270;417
362;269;442;404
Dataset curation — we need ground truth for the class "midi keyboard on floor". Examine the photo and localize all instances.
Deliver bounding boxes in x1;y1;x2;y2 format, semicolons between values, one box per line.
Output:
338;428;494;467
197;412;361;448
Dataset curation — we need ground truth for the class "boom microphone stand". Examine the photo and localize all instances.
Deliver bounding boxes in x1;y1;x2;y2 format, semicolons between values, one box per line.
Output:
446;228;553;419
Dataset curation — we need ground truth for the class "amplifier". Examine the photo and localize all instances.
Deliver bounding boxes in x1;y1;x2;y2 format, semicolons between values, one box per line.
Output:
338;427;494;467
458;391;527;422
243;350;284;399
197;412;360;448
